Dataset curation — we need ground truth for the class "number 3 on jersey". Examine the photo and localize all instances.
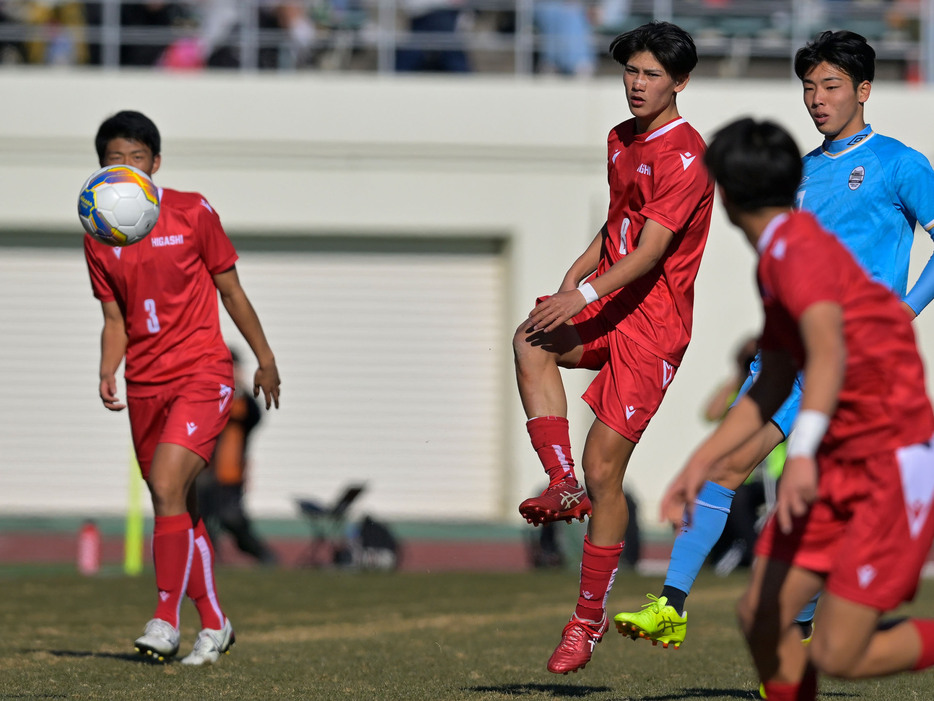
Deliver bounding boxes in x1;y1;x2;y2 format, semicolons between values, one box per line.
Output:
144;298;161;333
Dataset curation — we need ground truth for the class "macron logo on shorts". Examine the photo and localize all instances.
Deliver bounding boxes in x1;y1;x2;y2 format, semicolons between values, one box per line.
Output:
219;384;232;412
897;440;934;538
186;422;198;436
625;405;636;420
662;361;675;389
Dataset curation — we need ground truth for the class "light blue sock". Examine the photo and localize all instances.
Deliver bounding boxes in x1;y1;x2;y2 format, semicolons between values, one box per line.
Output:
664;481;736;594
795;593;820;624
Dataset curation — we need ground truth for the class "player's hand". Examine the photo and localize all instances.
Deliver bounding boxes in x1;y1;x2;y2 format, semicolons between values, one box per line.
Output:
99;376;125;411
659;454;710;529
526;289;588;334
254;362;281;409
775;455;818;534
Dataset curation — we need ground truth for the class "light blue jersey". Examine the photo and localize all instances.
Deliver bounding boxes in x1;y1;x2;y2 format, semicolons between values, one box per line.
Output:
797;124;934;312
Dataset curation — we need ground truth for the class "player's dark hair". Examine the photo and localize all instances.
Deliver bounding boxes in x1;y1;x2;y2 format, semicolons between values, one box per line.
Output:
704;118;802;211
95;110;161;162
794;30;875;86
609;21;697;78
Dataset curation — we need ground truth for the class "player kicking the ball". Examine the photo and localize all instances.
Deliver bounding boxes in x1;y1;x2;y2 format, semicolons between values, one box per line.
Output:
84;110;281;665
665;116;934;701
512;21;714;674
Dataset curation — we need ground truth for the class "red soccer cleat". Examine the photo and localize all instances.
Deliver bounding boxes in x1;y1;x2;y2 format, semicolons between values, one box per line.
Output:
519;478;592;525
547;614;608;674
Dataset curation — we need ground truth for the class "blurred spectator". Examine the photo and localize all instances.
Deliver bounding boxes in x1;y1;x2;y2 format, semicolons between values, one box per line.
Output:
197;348;277;565
533;1;595;77
165;0;317;69
0;1;26;63
396;0;471;73
121;2;190;67
19;1;88;65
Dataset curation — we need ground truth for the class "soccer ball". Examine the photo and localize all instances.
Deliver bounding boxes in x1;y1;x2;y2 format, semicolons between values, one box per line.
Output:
78;164;160;246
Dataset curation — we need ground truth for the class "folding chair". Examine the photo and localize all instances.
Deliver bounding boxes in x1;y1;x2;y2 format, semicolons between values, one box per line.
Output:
296;484;366;567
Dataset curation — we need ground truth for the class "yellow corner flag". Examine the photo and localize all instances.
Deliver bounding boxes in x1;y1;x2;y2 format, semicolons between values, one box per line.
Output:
124;448;145;576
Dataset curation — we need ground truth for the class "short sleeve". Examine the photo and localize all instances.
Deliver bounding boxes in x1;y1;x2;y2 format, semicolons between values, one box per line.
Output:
640;147;710;235
891;146;934;233
83;234;116;302
194;197;238;274
767;234;842;322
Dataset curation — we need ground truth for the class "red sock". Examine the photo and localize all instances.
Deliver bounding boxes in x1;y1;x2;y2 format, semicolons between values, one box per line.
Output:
912;619;934;670
527;416;576;485
152;513;194;629
761;667;817;701
187;519;226;630
574;535;624;622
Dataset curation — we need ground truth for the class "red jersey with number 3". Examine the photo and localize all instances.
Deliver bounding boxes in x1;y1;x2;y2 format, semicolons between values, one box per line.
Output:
757;211;934;458
597;116;714;365
84;188;238;395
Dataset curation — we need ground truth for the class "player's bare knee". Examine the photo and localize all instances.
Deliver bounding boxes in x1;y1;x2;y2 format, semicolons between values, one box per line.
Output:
580;462;619;501
513;323;543;366
808;636;858;678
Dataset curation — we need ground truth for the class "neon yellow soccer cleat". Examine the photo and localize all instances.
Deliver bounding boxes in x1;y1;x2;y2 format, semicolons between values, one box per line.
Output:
613;594;687;649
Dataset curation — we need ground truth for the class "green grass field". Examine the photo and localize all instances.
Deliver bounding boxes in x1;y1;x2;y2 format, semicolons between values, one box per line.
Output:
2;566;934;700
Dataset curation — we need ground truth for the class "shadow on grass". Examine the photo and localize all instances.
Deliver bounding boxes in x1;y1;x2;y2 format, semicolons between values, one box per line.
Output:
45;649;171;664
469;683;612;697
469;685;855;700
636;689;855;700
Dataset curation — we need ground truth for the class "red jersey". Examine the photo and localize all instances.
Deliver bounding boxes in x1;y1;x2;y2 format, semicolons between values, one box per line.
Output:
757;211;934;458
597;117;714;365
84;187;238;395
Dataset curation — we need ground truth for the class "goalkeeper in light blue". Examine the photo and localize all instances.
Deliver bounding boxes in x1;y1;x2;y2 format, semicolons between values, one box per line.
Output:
614;29;934;648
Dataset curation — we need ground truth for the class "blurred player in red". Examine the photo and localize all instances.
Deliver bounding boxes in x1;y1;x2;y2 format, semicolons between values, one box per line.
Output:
84;110;281;665
512;21;714;673
663;117;934;700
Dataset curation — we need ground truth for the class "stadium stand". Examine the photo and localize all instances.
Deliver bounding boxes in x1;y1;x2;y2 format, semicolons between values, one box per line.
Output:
0;0;923;80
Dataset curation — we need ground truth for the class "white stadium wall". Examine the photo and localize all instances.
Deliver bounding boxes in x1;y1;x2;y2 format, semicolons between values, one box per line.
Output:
2;69;934;525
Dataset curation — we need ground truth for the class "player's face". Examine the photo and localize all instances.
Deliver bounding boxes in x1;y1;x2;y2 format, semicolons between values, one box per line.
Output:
802;61;871;142
623;51;688;133
101;138;161;177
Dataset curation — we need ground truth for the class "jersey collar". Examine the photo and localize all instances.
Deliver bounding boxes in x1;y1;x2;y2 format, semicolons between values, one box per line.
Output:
636;117;686;142
822;124;874;156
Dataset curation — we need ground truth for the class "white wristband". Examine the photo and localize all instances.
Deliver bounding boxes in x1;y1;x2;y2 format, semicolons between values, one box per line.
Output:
786;409;830;458
578;282;599;305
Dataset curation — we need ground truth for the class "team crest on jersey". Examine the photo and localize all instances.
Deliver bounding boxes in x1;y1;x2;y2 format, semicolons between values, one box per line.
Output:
848;166;865;191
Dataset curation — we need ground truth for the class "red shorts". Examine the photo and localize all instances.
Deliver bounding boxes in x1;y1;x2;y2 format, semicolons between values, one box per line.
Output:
755;439;934;610
128;379;234;480
570;296;677;442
